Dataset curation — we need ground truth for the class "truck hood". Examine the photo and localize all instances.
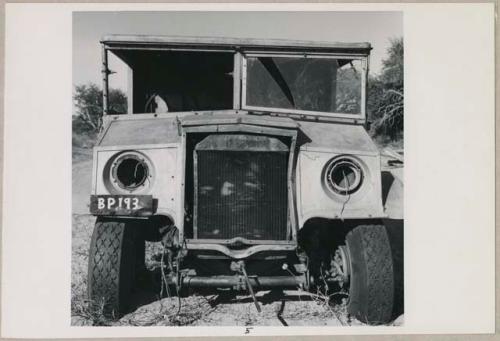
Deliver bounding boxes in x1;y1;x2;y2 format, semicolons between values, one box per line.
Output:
98;112;379;156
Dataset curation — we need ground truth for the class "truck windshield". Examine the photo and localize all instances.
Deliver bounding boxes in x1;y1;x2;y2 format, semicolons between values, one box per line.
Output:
244;56;363;115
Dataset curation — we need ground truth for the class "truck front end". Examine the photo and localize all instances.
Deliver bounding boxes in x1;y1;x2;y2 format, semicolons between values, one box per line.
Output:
87;35;402;325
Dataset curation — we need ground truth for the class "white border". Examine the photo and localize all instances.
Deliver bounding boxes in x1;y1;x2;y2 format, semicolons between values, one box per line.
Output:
2;3;495;338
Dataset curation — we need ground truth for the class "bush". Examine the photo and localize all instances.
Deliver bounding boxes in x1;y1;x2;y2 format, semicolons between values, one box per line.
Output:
368;38;404;142
72;83;127;148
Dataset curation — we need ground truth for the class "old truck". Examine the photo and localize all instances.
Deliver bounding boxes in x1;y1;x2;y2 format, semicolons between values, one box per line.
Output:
87;35;404;325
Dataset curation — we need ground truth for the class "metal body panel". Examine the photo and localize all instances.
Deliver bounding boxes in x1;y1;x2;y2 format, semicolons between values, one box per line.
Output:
299;120;380;156
181;112;298;129
383;167;404;219
99;117;181;146
296;149;385;227
93;144;181;221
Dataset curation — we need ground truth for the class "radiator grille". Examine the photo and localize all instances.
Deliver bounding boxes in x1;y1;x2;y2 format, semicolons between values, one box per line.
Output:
195;150;288;240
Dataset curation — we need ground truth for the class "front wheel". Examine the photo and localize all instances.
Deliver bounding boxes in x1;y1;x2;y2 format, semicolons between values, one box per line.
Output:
338;224;396;324
87;218;145;319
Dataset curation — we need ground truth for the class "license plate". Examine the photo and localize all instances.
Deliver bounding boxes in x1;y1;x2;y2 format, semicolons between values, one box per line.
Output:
90;195;153;216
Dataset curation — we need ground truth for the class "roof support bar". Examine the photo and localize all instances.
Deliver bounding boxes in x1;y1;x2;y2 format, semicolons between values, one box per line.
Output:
101;45;109;116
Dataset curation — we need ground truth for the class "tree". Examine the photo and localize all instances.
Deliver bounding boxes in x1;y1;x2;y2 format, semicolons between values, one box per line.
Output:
73;83;127;134
368;38;404;141
379;38;403;89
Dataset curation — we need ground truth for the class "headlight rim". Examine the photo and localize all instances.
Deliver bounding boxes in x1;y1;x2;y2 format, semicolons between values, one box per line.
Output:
323;155;364;196
105;150;154;194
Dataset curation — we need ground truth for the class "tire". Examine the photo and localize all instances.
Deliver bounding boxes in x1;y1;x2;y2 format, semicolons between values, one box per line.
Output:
87;218;145;319
345;224;395;325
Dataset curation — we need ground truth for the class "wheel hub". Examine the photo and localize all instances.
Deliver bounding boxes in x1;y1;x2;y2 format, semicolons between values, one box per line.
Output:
329;245;351;288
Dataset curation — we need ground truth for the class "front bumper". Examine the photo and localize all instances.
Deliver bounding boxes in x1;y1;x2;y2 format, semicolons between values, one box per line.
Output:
185;239;297;259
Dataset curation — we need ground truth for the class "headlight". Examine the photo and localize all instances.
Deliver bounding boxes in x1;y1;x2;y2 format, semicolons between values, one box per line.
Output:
108;151;152;192
324;156;363;195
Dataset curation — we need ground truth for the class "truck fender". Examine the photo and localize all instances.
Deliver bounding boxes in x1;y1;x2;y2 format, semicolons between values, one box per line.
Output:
382;168;403;220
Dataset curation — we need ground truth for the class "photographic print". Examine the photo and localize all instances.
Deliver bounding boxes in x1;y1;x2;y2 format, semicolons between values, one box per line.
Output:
71;11;404;327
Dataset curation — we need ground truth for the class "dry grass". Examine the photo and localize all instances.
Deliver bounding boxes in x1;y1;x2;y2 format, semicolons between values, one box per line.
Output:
71;215;108;326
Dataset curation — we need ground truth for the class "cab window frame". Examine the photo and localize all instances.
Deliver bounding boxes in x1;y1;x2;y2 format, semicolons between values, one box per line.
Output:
240;52;368;121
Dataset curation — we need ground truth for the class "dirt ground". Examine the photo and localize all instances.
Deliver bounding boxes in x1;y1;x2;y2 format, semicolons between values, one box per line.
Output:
71;149;404;327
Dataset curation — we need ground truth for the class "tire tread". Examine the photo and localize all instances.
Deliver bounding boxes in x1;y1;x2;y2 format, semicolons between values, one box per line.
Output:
346;224;394;324
88;219;133;318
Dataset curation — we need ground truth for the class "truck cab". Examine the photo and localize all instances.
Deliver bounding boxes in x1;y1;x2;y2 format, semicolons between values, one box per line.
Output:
87;35;403;325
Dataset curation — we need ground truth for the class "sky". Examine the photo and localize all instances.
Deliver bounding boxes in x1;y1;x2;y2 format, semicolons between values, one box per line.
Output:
73;11;402;91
